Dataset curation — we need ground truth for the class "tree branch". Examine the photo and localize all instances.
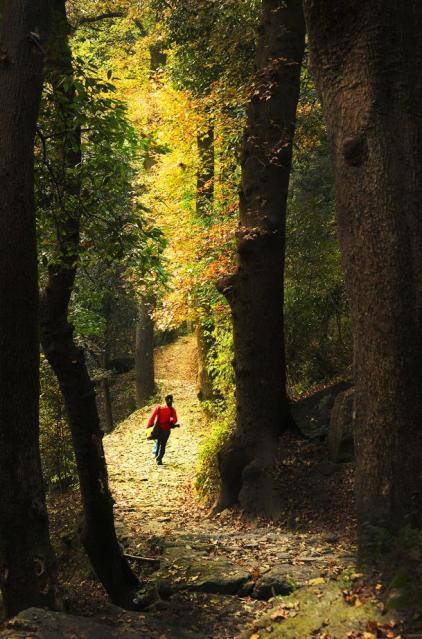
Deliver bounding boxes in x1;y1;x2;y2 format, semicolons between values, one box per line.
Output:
123;554;161;564
77;12;125;26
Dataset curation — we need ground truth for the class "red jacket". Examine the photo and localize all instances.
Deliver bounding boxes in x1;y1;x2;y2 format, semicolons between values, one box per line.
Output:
147;405;177;431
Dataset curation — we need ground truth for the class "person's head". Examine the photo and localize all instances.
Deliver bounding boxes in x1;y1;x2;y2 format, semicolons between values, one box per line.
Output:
165;394;174;407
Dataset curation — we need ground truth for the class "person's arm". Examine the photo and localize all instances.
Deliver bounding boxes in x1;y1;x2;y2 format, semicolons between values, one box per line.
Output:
147;406;159;428
171;407;178;425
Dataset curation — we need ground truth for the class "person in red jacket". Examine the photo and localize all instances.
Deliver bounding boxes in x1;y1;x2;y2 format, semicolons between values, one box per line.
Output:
147;394;178;465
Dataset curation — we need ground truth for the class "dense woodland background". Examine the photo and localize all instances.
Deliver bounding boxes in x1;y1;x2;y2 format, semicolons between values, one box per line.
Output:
0;0;421;634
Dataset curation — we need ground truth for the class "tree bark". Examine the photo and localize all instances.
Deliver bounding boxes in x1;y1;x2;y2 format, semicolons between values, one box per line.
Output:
304;0;422;535
215;0;305;516
40;0;140;608
135;298;155;406
0;1;59;617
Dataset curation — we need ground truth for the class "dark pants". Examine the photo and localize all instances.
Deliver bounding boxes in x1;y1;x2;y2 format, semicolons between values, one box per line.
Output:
154;429;170;461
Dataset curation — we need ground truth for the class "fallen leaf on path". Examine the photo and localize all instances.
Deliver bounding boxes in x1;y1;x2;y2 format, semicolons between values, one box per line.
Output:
270;608;289;621
308;577;325;585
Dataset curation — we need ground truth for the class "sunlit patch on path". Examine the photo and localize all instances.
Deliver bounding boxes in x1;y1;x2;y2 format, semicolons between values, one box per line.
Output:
105;334;206;538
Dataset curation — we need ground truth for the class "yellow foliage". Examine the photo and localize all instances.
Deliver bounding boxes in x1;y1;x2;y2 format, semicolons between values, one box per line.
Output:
71;3;243;329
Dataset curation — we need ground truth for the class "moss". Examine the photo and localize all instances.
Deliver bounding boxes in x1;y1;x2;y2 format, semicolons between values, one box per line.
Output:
248;580;384;639
359;525;422;612
194;403;235;502
386;568;422;611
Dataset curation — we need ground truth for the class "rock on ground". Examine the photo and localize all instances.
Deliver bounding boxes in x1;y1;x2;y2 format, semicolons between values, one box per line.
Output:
248;580;386;639
291;379;352;440
0;608;139;639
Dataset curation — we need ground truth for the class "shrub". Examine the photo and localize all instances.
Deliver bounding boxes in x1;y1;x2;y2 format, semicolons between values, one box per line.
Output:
195;400;235;503
39;357;77;492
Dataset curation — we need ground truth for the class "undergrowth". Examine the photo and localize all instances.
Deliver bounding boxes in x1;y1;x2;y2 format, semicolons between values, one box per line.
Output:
195;399;235;503
195;311;236;502
40;356;77;492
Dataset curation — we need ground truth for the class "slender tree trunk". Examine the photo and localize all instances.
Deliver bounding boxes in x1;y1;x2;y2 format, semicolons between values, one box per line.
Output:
196;125;215;218
101;351;114;433
149;43;167;72
135;298;155;406
215;0;305;516
100;294;114;433
304;1;422;536
196;323;214;401
40;0;140;608
0;1;59;617
195;122;215;400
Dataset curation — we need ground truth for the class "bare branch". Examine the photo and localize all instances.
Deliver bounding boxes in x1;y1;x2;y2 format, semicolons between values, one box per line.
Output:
123;554;161;564
76;11;125;27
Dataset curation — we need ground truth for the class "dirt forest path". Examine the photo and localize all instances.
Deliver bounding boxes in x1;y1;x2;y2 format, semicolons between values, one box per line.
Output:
104;334;280;638
105;334;205;540
98;336;388;639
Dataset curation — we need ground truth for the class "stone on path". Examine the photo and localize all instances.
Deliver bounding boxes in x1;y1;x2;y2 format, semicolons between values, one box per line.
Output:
252;564;318;600
155;551;251;596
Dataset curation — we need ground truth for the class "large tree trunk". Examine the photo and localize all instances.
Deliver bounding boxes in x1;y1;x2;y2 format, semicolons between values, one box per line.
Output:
0;1;59;617
135;298;155;406
40;0;140;608
304;1;422;535
215;0;305;516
